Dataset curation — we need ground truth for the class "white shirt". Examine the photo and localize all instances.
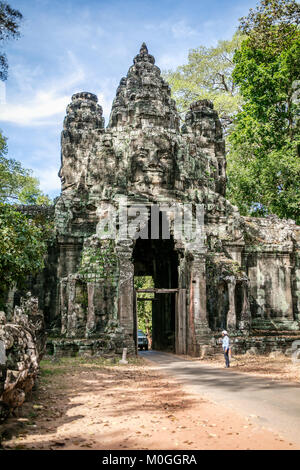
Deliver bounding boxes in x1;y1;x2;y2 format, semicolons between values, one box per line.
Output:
222;335;230;351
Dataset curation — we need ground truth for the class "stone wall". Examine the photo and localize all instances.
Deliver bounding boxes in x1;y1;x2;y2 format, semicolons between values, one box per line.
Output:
0;294;45;422
212;331;300;355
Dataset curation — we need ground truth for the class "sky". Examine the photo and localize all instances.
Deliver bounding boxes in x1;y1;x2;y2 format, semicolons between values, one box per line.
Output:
0;0;258;199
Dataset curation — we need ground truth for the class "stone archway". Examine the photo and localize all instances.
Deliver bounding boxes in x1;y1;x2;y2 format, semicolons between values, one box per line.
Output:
132;236;179;352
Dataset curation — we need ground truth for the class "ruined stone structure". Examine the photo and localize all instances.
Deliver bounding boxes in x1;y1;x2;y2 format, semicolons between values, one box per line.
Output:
0;294;46;422
11;44;300;356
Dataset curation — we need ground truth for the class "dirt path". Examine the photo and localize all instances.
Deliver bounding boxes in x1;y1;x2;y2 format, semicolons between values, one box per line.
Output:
196;351;300;383
141;350;300;447
1;355;298;450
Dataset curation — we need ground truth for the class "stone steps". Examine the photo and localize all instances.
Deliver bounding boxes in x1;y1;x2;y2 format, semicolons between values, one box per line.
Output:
251;318;300;332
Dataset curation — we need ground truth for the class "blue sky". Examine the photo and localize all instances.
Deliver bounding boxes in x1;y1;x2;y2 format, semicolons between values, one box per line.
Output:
0;0;258;199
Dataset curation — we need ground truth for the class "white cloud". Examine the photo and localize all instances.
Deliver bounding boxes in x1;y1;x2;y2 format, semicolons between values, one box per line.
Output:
158;51;188;71
95;77;118;122
33;166;61;194
145;19;199;39
0;92;70;126
171;20;199;39
0;51;86;126
97;91;113;123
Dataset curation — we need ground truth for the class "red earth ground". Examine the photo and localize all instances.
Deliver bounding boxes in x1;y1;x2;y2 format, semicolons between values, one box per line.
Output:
1;355;298;450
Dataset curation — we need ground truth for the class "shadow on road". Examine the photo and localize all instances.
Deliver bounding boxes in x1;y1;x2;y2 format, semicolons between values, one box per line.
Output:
140;350;300;394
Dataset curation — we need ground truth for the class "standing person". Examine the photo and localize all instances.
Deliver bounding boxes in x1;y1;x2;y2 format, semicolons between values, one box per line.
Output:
222;330;230;368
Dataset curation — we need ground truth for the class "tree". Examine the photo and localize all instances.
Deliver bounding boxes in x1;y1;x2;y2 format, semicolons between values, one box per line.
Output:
227;0;300;223
0;4;51;307
0;134;51;205
0;203;47;308
134;276;154;343
0;142;54;306
0;1;22;81
239;0;300;51
163;33;244;128
0;2;49;206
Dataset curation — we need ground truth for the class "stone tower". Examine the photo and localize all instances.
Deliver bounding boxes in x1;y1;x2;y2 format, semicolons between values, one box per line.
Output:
50;44;300;356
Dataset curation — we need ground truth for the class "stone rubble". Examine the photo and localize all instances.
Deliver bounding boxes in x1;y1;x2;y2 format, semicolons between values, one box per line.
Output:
0;293;46;421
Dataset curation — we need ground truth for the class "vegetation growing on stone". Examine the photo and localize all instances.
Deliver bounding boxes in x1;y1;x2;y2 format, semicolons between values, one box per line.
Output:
79;239;118;282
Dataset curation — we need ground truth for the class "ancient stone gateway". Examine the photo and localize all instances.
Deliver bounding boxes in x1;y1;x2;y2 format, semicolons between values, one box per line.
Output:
41;44;300;356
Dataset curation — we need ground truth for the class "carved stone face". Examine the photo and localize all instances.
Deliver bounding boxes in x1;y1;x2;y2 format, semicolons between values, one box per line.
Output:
58;153;76;191
130;134;175;188
59;147;83;192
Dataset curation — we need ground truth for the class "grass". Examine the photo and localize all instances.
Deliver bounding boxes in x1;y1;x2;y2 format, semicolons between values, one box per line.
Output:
40;367;63;377
39;355;144;376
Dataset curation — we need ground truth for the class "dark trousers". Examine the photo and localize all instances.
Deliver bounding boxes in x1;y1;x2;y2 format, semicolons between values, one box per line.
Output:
224;349;230;367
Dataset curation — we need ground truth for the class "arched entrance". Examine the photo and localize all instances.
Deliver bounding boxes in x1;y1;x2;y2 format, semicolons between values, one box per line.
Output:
133;236;179;352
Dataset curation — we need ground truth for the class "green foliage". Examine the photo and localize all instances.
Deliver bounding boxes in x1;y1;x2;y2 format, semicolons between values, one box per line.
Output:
163;33;244;127
0;202;47;306
238;0;300;51
0;1;23;80
0;146;52;205
227;0;300;223
79;239;118;282
0;131;53;306
134;276;154;338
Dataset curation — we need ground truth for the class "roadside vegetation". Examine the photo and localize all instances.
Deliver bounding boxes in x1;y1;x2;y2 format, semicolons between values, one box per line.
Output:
165;0;300;223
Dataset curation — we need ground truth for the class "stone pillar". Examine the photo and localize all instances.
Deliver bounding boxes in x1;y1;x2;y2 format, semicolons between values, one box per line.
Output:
278;254;293;320
116;240;135;353
6;283;17;321
226;276;237;330
188;252;211;356
86;282;96;337
60;278;68;335
256;253;267;318
239;281;251;331
66;277;77;338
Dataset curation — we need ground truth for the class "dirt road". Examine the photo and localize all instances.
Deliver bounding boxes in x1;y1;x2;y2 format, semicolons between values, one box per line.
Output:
1;354;298;450
141;350;300;447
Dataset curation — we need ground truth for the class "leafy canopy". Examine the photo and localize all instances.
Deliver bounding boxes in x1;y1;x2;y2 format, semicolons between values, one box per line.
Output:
134;276;154;338
227;0;300;223
0;3;51;307
0;1;22;80
163;33;244;128
0;132;51;205
239;0;300;51
0;203;47;306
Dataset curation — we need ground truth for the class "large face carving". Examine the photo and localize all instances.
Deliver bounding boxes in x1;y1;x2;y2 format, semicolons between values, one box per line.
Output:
59;147;84;192
130;133;176;189
59;156;76;191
